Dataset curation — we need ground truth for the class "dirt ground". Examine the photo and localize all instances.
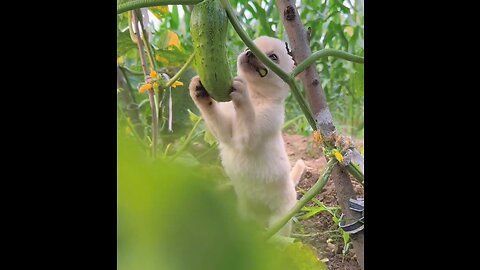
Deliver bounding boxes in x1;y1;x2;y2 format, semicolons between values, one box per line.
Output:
283;134;364;270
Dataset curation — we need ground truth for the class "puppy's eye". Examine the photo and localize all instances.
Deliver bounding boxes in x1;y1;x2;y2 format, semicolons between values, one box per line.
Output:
269;53;278;61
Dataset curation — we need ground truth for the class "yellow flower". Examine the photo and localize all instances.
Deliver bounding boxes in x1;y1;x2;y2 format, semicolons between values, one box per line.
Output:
153;82;160;89
167;30;181;49
139;83;153;93
313;130;322;144
333;149;344;162
171;80;184;88
117;56;124;65
150;70;158;79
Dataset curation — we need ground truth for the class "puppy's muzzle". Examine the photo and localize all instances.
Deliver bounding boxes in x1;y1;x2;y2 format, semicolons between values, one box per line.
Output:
246;50;268;77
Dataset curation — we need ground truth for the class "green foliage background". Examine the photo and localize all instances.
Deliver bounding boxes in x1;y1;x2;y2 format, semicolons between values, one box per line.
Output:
117;1;363;269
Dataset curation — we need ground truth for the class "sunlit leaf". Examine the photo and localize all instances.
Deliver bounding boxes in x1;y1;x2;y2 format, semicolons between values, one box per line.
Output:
149;6;169;20
281;242;328;270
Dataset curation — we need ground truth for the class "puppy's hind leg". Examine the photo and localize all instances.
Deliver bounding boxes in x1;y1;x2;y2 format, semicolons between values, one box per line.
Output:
290;159;306;186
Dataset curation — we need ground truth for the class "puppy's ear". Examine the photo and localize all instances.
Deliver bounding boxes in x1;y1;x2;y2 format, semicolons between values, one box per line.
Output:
285;42;296;66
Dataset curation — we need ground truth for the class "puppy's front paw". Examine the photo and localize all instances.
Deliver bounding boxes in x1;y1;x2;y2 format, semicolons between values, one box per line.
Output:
230;77;249;106
189;75;214;107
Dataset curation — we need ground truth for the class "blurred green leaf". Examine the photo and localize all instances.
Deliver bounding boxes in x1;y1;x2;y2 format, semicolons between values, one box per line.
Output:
281;242;328;270
203;129;216;146
117;26;137;57
148;5;169;20
118;133;328;270
251;1;274;37
353;63;364;96
188;109;201;123
171;5;179;29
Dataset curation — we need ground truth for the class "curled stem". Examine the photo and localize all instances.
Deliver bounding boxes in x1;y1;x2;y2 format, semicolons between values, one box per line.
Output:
293;49;364;77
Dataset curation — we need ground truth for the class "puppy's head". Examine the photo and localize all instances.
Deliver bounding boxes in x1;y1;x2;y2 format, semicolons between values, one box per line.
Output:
237;36;295;98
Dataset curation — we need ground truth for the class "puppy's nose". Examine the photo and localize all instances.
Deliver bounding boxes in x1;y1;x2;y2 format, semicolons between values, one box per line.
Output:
246;50;253;58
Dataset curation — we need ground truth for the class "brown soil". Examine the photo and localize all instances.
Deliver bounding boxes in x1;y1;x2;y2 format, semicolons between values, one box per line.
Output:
284;134;364;270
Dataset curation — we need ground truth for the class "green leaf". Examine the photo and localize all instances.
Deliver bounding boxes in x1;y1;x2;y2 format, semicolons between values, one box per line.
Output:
118;13;129;32
203;129;216;146
301;206;328;219
269;234;296;245
117;26;137;57
281;242;328;270
322;23;335;48
252;1;275;37
350;25;360;46
171;5;179;29
155;47;190;68
332;23;349;50
353;63;364;96
122;69;144;93
148;6;169;20
244;2;258;17
188;109;201;124
333;0;351;14
174;151;200;166
342;231;350;246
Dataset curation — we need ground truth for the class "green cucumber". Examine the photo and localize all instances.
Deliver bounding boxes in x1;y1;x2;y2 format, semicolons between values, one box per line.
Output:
190;0;232;102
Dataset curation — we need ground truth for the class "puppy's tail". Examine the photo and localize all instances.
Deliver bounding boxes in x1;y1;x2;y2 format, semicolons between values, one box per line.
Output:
290;159;306;186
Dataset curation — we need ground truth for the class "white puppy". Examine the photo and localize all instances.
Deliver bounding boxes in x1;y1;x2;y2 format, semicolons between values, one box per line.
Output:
189;36;305;236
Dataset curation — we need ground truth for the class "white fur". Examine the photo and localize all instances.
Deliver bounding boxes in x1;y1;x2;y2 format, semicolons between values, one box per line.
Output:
189;36;303;236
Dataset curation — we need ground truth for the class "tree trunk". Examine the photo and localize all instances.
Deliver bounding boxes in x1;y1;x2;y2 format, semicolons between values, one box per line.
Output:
275;0;364;268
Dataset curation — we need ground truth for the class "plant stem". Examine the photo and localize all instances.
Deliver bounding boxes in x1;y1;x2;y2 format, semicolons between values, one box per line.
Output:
117;0;203;14
286;81;316;128
169;117;203;161
221;0;289;80
346;163;364;185
166;53;195;87
132;10;158;158
265;159;337;239
220;0;316;128
127;11;139;43
134;10;163;123
293;49;364;77
134;9;157;72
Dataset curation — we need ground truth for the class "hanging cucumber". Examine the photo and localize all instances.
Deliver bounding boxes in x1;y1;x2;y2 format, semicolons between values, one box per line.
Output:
190;0;232;102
